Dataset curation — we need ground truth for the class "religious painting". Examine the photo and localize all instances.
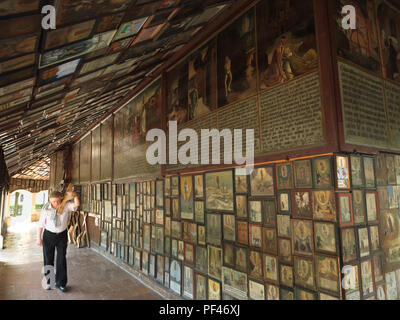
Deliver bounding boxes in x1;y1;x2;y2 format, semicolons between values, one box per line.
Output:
277;190;291;215
263;254;278;283
293;159;313;189
170;259;182;295
361;259;374;297
0;35;37;61
250;166;274;196
381;209;400;269
249;250;263;279
313;190;336;222
249;280;265;300
377;2;400;82
280;265;294;288
194;201;204;224
223;242;235;267
350;155;364;187
292;219;313;256
236;195;248;219
363;156;376;188
315;255;340;294
113;79;162;179
358;227;371;258
205;170;234;212
256;0;317;90
237;221;249;245
293;190;312;219
387;155;397;186
217;9;256;107
336;155;350;189
167;63;188;125
222;267;248;300
334;0;381;73
183;222;197;244
294;287;317;300
208;245;222;280
188;42;215;121
223;214;236;242
171;220;182;239
388;186;399;209
195;245;207;274
208;278;221;300
171;176;179;196
180;175;194;220
198;225;206;246
373;254;384;283
235;246;247;273
263;200;276;226
156;180;163;207
313;157;333;188
280;288;294;300
155;209;164;226
278;238;292;264
352;190;366;224
155;226;164;254
385;271;398;300
262;227;277;254
249;224;262;248
194;175;204;198
172;198;180;219
206;213;221;246
277;214;291;238
343;265;361;300
249;201;262;224
338;193;353;226
376;154;388;186
156;255;164;284
276;163;293;189
369;225;380;252
184;243;194;265
378;187;389;210
142;251;149;275
366;192;379;222
341;228;358;264
266;284;280;300
294;256;315;290
178;240;184;261
314;222;337;255
143;224;151;252
195;273;207;300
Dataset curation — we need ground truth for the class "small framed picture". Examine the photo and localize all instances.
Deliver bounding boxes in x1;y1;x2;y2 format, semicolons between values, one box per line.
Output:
248;250;263;280
314;221;337;255
352;190;366;225
262;200;276;226
366;192;379;223
312;157;333;188
277;214;291;238
341;228;358;264
277;190;291;215
350;155;364;188
338;193;353;227
363;157;376;188
294;256;315;290
292;190;312;219
249;200;262;223
358;227;370;258
336;155;350;189
236;195;248;219
312;190;336;222
262;227;277;254
279;264;294;288
276;163;293;190
294;159;313;189
278;238;292;264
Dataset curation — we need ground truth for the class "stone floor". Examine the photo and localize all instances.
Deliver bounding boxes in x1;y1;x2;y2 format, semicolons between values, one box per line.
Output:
0;220;163;300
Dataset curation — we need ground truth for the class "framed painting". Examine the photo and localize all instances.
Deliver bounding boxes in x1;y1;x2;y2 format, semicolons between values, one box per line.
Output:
165;177;171;196
184;243;195;264
194;200;204;224
155;209;164;226
155;226;164;254
378;187;389;210
336;155;350;189
369;225;380;252
183;222;197;244
208;245;222;281
294;287;317;300
170;259;182;295
249;280;265;300
208;278;221;300
249;224;262;248
172;198;180;220
292;190;312;219
277;190;291;215
373;254;384;284
385;272;398;300
248;250;263;280
314;221;337;255
194;174;204;198
280;288;294;300
235;246;247;273
0;53;35;74
266;284;280;300
294;256;315;290
195;273;207;300
180;175;194;220
250;166;274;196
205;170;234;212
223;242;235;268
279;264;294;288
341;228;358;264
338;193;353;227
313;190;336;222
235;168;248;193
143;224;151;252
376;154;388;186
156;180;164;207
223;214;236;242
276;163;293;190
277;214;291;238
315;254;340;294
235;195;248;219
195;245;207;274
171;220;182;239
142;251;149;275
363;157;376;188
156;255;164;284
278;238;292;264
262;200;276;226
165;236;171;255
222;267;248;300
236;221;248;245
352;190;366;225
350;155;364;188
263;254;278;284
366;191;379;223
358;227;371;258
198;225;206;246
113;17;148;41
262;227;277;254
360;259;374;298
249;200;262;224
0;34;37;61
149;254;156;278
294;159;312;188
0;15;40;39
292;219;314;256
178;240;184;261
312;157;333;188
206;213;222;246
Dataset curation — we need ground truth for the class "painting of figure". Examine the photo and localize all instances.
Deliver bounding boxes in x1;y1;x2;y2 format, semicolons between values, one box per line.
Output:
257;0;317;90
205;170;234;212
180;175;194;220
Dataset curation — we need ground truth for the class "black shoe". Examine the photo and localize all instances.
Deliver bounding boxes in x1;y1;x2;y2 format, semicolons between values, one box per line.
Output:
56;285;67;292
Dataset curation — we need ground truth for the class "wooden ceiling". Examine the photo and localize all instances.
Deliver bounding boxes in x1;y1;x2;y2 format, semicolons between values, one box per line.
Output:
0;0;234;176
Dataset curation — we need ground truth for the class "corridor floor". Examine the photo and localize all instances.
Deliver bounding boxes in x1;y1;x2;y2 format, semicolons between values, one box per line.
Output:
0;221;163;300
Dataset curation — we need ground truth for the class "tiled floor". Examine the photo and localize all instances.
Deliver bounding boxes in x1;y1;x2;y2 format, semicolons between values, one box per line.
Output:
0;220;163;300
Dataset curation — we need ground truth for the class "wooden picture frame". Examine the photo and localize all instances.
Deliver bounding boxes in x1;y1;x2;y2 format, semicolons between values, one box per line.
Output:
235;168;248;194
195;245;208;274
338;193;353;227
312;156;333;188
276;163;293;190
250;166;275;196
293;159;313;189
352;189;366;225
208;245;222;281
315;254;340;295
235;246;248;273
262;227;277;254
312;190;336;222
294;255;315;290
350;155;365;188
314;221;338;255
206;213;222;246
279;264;294;288
291;219;314;256
366;191;379;223
278;237;293;264
336;155;351;189
236;195;248;219
248;250;263;280
263;253;278;284
205;170;234;212
363;156;376;189
277;190;291;215
358;227;371;259
292;190;313;219
180;175;194;220
341;227;358;264
262;199;276;226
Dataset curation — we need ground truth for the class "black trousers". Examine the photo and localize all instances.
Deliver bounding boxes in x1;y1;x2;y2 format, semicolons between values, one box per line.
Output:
42;229;68;287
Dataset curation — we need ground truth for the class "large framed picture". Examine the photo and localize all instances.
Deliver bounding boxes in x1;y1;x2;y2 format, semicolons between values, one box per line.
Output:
205;170;234;212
